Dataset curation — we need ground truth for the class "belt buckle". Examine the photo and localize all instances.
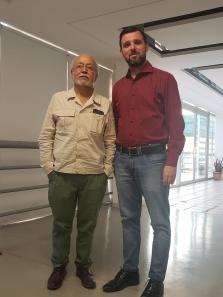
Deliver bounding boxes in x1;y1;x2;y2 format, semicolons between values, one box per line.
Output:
128;146;142;156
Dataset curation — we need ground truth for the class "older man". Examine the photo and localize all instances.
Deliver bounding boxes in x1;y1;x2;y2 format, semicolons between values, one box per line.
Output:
39;54;116;290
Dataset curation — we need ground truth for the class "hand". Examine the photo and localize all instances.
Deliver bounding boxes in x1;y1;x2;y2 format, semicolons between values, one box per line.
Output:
48;171;55;180
162;165;176;185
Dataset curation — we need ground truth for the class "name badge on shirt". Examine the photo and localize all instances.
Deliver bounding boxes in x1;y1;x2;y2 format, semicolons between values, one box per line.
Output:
93;109;104;115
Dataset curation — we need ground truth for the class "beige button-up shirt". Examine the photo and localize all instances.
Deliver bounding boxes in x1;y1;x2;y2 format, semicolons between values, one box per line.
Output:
38;88;116;176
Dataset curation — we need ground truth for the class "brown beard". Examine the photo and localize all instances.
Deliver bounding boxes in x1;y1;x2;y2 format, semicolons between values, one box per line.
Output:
126;54;146;68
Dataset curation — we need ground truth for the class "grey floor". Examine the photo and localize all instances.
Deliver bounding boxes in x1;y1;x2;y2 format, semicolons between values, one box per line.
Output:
1;180;223;297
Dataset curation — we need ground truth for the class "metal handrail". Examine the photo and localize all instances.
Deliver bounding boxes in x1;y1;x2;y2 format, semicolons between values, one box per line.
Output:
0;165;40;170
0;141;40;170
0;184;48;194
0;204;50;218
0;140;38;149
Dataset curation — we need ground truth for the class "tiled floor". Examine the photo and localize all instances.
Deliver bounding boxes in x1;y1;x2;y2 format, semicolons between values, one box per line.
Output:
0;180;223;297
169;180;223;214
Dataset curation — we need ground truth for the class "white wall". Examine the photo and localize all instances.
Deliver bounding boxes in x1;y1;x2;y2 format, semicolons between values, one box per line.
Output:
0;28;68;141
113;58;128;85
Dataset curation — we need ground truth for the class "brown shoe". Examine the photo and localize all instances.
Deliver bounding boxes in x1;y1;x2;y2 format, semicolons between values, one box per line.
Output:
47;266;67;290
76;266;96;289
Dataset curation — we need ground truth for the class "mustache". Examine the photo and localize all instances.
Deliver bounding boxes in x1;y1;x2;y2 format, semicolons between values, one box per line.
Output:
78;74;89;78
130;51;139;55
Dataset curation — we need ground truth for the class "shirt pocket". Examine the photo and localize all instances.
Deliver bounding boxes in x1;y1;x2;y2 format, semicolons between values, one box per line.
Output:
53;109;75;132
90;112;105;134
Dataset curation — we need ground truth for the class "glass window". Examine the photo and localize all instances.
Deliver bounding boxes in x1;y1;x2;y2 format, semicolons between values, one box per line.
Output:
177;104;216;186
208;115;216;177
195;114;207;180
181;109;195;183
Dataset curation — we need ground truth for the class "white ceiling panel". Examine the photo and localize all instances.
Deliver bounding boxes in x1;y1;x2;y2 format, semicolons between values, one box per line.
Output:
200;68;223;88
145;17;223;50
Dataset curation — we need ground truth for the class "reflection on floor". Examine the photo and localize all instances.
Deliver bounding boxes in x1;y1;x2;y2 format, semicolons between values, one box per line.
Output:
0;180;223;297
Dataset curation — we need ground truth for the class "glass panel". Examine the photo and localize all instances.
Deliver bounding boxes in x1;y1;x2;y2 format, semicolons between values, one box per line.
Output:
208;115;216;177
177;105;216;186
195;114;207;179
181;109;195;182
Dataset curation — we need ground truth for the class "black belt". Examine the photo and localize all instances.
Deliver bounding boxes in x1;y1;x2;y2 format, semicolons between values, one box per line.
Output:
116;143;166;156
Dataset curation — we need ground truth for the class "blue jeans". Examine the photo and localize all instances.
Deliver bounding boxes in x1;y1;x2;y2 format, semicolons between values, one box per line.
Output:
115;150;170;282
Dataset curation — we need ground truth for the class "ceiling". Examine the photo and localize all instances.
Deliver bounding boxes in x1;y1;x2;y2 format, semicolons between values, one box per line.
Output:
0;0;223;115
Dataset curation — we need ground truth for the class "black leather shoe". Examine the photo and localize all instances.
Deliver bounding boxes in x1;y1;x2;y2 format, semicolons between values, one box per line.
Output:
76;266;96;289
140;279;164;297
47;266;66;290
103;268;139;292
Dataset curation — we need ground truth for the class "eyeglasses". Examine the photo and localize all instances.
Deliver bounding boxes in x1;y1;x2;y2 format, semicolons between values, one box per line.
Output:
72;63;96;73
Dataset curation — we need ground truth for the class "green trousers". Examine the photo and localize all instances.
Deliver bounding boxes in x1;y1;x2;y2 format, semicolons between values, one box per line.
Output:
48;171;107;268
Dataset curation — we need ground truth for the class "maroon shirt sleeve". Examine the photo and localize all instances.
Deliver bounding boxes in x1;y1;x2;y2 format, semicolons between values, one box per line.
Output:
164;74;185;167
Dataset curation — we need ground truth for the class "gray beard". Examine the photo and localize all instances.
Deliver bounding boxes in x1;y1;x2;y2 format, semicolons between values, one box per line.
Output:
74;79;94;88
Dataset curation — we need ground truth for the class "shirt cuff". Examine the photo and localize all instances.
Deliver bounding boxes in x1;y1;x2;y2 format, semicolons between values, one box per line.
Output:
41;163;54;175
104;165;113;177
165;153;178;167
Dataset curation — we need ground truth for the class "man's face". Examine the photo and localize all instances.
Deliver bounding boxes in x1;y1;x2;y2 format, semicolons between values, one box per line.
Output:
71;55;97;88
120;31;148;67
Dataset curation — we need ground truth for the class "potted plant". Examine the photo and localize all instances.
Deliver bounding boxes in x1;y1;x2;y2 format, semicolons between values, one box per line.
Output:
213;158;223;180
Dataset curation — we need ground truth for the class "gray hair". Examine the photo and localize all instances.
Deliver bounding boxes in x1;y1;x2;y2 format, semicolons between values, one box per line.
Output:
70;54;98;76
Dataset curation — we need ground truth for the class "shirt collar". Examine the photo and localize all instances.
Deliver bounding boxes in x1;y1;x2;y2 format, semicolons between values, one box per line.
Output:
66;87;101;105
126;60;153;78
67;88;76;101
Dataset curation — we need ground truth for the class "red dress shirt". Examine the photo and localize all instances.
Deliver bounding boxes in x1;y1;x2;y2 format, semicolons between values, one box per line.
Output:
112;61;185;167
